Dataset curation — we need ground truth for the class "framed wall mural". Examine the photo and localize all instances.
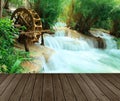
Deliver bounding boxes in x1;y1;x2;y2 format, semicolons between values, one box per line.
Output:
0;0;120;73
1;1;120;100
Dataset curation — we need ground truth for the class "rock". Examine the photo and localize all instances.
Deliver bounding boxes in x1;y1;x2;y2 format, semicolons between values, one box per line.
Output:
14;41;55;73
21;61;42;73
97;37;106;49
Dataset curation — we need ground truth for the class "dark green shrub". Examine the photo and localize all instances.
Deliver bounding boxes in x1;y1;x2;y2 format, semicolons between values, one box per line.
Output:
110;7;120;37
34;0;62;29
71;0;113;34
0;18;29;73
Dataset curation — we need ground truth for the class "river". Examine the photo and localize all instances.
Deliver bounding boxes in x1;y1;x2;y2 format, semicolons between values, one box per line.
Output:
41;27;120;73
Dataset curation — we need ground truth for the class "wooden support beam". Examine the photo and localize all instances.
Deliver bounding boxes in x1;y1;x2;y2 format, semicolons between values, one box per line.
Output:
41;33;44;45
41;30;55;34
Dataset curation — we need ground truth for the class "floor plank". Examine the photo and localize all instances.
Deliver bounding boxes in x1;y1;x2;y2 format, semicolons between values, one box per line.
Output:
74;74;98;101
102;74;120;90
96;74;120;97
42;74;54;101
0;74;22;101
52;74;65;101
89;74;120;100
19;74;36;101
9;74;30;101
81;74;110;101
59;74;76;101
31;74;43;101
0;74;8;85
0;74;15;95
66;74;87;101
0;74;120;101
110;75;120;84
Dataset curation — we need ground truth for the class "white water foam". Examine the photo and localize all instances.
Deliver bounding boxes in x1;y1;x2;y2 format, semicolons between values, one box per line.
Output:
42;28;120;73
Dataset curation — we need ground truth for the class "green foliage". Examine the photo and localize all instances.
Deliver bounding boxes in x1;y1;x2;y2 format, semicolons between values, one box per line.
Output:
114;38;120;49
92;2;113;29
0;18;30;73
110;7;120;37
5;0;120;37
9;0;23;7
58;0;117;34
2;9;11;17
110;7;120;20
73;0;114;33
93;18;112;30
6;0;62;29
33;0;62;29
58;0;74;24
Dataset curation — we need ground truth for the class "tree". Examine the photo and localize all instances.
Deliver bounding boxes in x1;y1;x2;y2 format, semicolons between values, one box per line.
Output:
72;0;113;34
110;7;120;37
4;0;9;9
33;0;62;29
59;0;115;34
59;0;75;27
0;0;2;18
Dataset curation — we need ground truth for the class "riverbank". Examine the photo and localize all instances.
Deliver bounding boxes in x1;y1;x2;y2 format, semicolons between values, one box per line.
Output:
14;41;55;73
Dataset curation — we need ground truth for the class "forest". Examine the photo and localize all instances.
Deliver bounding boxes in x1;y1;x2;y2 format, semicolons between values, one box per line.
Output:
0;0;120;73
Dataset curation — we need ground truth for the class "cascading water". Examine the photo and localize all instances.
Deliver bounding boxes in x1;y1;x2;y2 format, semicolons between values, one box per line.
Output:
41;26;120;73
91;31;117;49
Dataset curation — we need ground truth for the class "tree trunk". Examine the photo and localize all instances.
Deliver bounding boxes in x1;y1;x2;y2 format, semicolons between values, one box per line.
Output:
67;0;75;27
4;0;9;9
110;20;120;37
0;0;2;18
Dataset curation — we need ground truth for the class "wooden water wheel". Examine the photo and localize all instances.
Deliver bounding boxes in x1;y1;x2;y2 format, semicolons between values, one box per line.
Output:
11;8;43;51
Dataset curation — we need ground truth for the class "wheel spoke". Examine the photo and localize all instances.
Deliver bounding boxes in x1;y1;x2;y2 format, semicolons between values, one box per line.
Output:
11;8;42;43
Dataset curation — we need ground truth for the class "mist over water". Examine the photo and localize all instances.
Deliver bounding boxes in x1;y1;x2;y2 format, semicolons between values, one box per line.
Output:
42;26;120;73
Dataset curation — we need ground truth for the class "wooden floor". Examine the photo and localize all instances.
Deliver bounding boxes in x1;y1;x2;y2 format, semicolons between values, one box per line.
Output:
0;74;120;101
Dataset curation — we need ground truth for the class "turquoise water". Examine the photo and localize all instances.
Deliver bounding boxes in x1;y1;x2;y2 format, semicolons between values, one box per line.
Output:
42;30;120;73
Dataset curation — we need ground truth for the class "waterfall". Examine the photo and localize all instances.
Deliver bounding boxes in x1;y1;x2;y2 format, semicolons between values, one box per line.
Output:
91;31;117;49
41;28;120;73
44;29;95;50
44;36;91;51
